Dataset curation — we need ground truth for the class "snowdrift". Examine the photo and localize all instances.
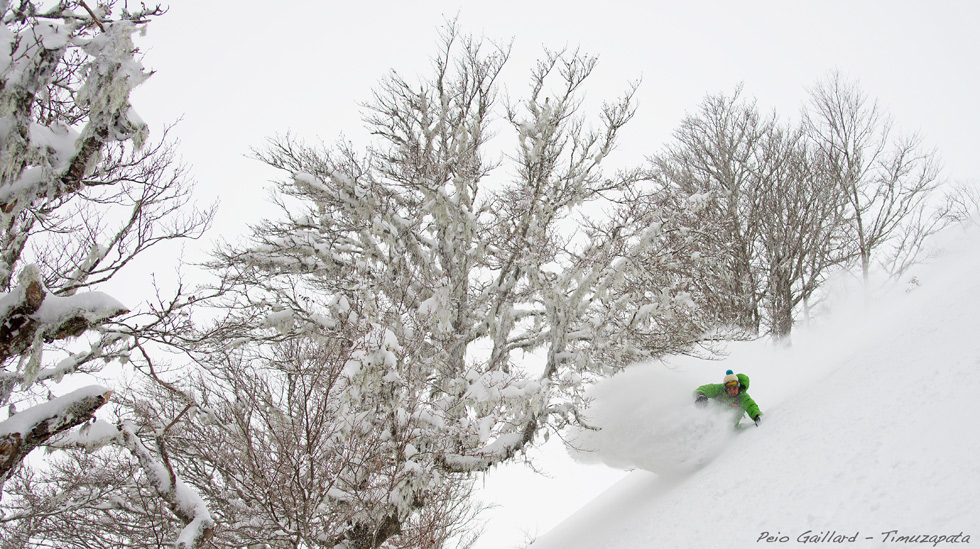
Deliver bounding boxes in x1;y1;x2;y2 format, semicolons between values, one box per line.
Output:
531;228;980;548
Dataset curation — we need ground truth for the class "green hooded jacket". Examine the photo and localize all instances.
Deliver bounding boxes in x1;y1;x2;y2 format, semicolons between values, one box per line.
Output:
694;373;761;425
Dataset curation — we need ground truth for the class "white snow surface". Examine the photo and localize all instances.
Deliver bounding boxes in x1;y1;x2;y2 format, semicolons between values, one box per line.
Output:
516;227;980;549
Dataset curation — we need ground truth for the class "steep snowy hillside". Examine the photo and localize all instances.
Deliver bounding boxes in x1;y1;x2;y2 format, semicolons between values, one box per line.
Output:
529;229;980;549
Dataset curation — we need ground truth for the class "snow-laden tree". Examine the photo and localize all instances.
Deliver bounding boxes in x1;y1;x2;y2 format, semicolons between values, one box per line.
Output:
0;3;214;547
177;24;699;548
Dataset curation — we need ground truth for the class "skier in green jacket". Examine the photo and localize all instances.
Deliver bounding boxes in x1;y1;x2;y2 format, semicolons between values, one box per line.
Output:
694;369;762;427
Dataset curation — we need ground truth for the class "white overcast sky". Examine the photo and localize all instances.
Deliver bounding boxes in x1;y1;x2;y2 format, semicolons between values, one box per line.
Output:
129;0;980;241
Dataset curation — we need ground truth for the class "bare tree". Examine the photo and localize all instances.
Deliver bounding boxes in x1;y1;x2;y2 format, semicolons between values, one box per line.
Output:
804;70;946;282
648;87;852;340
943;180;980;225
647;87;771;335
754;124;850;339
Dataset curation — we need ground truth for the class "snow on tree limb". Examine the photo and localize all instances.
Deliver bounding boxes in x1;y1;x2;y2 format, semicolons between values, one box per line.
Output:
435;417;540;473
0;8;150;216
118;422;215;549
0;264;128;366
0;384;112;485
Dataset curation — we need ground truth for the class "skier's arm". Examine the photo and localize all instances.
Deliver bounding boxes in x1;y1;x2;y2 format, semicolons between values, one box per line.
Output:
694;384;722;398
742;394;762;422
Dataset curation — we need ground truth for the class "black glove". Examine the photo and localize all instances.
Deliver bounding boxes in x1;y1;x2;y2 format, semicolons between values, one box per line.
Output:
753;414;762;426
695;394;707;408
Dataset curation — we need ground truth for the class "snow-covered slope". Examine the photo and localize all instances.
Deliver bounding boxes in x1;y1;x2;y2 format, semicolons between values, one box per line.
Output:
530;229;980;549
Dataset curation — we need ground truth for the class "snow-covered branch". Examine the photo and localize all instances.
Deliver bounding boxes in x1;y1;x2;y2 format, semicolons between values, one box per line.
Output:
0;264;128;369
0;384;111;485
118;422;215;548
